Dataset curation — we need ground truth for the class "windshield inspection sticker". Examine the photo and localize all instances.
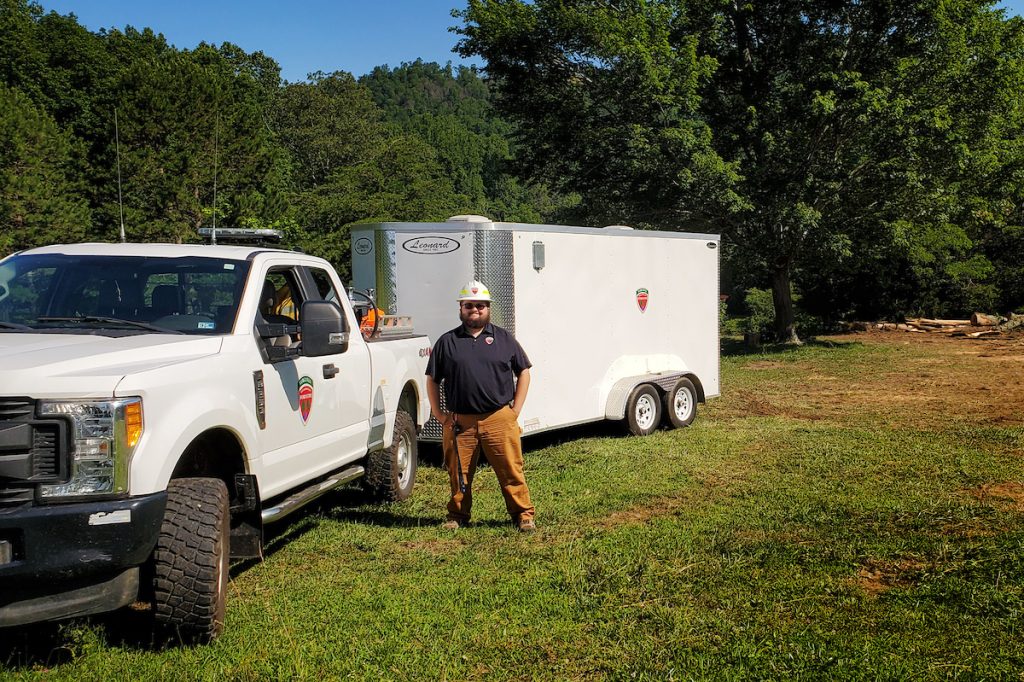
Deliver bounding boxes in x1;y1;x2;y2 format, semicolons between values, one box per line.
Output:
198;321;215;330
298;376;314;423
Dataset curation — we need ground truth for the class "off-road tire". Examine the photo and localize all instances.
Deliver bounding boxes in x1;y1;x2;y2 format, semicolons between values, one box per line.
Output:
663;377;698;429
152;477;230;644
363;410;418;502
625;383;662;436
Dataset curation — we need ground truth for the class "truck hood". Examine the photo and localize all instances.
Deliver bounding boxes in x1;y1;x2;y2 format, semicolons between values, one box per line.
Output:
0;333;224;397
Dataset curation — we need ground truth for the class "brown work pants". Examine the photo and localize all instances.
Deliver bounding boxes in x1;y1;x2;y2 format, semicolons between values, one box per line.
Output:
443;406;534;524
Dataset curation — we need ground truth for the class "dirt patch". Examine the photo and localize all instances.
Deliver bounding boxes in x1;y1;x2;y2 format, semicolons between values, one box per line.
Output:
747;361;785;370
735;392;787;417
855;558;926;596
397;538;465;554
967;482;1024;511
595;496;687;530
721;332;1024;429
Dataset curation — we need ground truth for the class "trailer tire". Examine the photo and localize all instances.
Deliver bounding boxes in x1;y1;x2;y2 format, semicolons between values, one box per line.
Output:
152;477;230;644
625;384;662;436
663;377;697;429
363;409;418;502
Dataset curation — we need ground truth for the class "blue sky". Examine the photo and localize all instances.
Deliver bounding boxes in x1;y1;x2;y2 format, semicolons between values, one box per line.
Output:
37;0;1024;83
38;0;478;82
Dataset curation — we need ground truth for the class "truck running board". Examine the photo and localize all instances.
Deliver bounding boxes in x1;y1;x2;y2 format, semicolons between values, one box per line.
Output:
260;465;365;524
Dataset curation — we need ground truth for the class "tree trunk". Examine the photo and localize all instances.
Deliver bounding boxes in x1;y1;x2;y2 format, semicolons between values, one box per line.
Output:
771;263;802;345
971;312;999;326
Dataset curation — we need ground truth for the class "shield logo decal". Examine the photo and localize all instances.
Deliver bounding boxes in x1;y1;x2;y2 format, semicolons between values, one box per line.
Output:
298;376;314;423
636;288;649;312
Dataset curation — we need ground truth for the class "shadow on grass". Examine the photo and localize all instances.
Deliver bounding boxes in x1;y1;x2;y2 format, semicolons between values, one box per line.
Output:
0;417;652;665
416;420;627;466
0;621;79;671
0;604;191;670
524;419;626;452
721;336;862;357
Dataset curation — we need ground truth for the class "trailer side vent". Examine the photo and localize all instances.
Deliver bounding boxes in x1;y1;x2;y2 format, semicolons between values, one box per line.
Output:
532;241;545;271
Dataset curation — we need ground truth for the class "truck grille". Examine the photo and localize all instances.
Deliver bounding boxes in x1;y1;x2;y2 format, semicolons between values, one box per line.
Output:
31;426;60;478
0;486;33;511
0;398;33;420
0;398;66;508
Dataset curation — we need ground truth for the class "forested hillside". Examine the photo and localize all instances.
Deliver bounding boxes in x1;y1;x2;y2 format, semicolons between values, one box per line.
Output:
1;0;1022;332
0;0;553;282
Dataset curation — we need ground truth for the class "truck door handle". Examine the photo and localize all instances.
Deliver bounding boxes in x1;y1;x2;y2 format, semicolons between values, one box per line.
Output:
323;364;339;379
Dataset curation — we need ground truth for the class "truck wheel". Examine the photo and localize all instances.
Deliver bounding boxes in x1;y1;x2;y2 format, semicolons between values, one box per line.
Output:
625;384;661;436
663;377;698;429
152;478;230;644
364;410;418;502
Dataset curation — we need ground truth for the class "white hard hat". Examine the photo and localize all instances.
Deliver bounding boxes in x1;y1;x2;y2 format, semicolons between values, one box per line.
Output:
456;280;492;302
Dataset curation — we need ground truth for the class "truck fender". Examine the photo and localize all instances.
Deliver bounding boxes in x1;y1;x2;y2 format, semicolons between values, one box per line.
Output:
138;399;260;495
367;385;387;452
603;372;704;420
368;379;426;453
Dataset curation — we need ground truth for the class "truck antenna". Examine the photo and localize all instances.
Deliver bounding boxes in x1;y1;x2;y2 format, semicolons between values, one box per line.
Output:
115;108;126;243
212;113;219;246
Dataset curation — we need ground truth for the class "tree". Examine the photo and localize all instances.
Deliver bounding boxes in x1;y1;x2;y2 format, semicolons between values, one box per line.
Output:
272;71;461;278
103;38;289;243
361;60;575;222
0;83;90;254
458;0;1024;341
0;1;290;245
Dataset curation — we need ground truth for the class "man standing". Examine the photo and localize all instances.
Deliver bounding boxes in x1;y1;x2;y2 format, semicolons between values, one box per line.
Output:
425;280;536;532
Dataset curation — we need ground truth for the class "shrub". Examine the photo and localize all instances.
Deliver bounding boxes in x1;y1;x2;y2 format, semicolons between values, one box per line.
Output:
744;288;775;337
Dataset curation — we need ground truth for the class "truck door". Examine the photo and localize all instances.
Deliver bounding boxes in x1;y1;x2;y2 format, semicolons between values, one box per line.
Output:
302;265;372;465
253;265;358;496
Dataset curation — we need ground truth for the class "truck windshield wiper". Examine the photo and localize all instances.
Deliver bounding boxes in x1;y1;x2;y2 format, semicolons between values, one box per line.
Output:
0;321;32;331
36;316;186;334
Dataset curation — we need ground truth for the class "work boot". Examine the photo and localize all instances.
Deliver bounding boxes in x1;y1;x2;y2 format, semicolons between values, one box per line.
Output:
518;518;536;533
441;519;462;530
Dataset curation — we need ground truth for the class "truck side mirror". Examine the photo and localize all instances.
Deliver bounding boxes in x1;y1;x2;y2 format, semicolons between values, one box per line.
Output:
300;300;349;356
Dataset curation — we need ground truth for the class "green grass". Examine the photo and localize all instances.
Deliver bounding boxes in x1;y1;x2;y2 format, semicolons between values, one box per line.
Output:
3;338;1023;679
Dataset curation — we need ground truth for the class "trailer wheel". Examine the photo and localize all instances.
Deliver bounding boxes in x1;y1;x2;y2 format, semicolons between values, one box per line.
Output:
663;377;697;429
152;477;230;644
625;384;662;436
363;409;418;502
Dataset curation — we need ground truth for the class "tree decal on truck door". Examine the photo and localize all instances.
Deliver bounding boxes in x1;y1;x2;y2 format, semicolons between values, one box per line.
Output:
636;288;649;312
298;376;314;423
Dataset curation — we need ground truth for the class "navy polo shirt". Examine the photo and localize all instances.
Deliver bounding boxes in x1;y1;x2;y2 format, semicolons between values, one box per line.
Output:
426;322;532;414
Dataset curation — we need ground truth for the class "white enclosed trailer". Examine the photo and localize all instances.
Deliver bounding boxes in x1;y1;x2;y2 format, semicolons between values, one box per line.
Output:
351;216;720;440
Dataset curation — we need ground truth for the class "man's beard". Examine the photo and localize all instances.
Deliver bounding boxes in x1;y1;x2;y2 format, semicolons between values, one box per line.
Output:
461;308;489;329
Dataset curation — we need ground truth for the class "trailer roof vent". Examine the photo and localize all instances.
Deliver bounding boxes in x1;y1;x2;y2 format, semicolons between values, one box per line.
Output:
603;225;634;230
447;215;491;223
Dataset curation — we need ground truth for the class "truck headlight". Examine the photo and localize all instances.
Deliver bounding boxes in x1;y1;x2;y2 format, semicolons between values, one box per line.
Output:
37;398;143;498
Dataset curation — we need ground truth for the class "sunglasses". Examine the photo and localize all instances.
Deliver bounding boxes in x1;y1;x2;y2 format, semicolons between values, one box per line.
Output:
461;302;489;310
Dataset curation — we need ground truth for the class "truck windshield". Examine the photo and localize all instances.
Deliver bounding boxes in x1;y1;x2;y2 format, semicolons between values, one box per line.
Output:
0;253;251;335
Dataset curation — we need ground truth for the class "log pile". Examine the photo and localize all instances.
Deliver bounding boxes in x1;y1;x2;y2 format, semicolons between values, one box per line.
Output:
844;313;1022;339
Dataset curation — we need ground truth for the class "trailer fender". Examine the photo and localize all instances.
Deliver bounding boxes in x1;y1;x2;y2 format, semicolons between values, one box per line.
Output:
604;372;704;420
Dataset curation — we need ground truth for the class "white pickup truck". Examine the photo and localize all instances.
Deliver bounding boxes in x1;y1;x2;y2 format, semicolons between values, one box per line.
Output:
0;242;431;642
